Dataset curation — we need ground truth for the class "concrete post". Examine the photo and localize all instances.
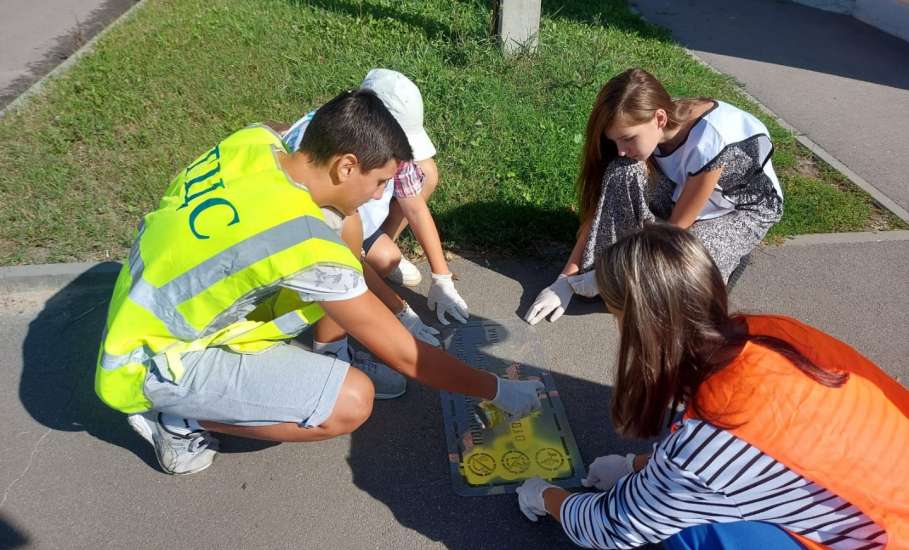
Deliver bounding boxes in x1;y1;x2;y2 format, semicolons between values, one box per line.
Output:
494;0;542;55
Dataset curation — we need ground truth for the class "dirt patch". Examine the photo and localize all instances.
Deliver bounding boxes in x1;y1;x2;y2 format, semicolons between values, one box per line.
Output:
795;156;820;179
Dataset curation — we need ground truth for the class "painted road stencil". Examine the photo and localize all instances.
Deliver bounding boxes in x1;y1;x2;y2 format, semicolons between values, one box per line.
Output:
440;320;586;496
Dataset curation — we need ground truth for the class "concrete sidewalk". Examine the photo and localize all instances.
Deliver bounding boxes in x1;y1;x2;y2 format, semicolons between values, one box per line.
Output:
632;0;909;219
2;234;908;548
0;0;136;110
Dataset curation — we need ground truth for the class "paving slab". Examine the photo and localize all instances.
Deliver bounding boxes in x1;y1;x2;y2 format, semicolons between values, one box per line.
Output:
631;0;909;217
1;235;908;548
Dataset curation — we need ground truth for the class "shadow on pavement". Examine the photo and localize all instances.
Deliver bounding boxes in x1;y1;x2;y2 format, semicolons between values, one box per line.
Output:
0;513;29;549
17;267;159;470
631;0;909;91
17;266;278;475
17;260;649;547
349;286;651;548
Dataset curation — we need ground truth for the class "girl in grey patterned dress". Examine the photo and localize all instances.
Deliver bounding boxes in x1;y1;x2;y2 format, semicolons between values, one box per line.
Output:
526;68;783;325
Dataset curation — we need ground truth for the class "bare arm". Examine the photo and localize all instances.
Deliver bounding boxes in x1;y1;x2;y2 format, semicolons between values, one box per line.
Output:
668;167;723;229
543;487;572;523
560;218;593;277
341;214;404;313
396;195;449;275
321;291;497;398
362;261;405;313
340;211;364;251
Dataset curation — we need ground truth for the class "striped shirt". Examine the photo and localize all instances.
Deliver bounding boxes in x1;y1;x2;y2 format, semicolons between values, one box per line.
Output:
560;419;887;549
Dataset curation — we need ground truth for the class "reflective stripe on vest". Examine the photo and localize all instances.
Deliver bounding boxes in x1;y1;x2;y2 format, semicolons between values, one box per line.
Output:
96;125;361;413
687;314;909;549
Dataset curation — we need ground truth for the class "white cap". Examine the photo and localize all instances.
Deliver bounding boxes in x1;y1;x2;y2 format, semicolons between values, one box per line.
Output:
361;68;436;161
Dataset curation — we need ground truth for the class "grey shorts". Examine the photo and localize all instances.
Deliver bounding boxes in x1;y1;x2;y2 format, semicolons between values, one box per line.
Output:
142;342;349;428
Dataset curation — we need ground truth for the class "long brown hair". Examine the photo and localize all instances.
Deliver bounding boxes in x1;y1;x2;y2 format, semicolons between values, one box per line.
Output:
577;68;704;224
594;224;848;438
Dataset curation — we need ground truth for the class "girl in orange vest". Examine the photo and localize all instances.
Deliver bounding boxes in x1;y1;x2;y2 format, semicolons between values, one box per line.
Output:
516;224;909;549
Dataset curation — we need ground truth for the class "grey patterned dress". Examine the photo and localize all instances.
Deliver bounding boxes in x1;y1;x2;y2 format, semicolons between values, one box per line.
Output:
580;136;783;281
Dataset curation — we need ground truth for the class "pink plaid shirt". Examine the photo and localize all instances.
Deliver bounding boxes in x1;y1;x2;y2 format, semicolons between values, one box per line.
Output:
392;161;424;198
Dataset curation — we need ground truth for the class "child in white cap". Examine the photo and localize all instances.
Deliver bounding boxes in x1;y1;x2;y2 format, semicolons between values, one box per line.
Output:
280;69;469;395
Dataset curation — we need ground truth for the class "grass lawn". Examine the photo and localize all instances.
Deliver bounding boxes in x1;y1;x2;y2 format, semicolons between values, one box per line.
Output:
0;0;902;265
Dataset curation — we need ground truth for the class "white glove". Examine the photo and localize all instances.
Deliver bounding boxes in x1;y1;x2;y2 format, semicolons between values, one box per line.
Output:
427;273;469;325
396;302;441;347
567;270;599;298
490;377;544;418
516;477;556;522
580;453;636;491
524;275;573;325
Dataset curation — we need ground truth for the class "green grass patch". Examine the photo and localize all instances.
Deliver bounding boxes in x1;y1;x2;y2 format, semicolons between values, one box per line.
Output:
0;0;902;265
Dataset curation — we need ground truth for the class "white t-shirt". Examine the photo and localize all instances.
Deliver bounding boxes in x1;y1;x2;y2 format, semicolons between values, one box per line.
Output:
279;199;367;302
653;100;782;220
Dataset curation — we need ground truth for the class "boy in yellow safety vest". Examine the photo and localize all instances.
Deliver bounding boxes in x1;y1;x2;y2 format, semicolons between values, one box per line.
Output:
96;89;543;475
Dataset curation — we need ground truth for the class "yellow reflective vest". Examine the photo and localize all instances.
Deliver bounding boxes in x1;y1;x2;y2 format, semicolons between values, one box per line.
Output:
95;125;362;413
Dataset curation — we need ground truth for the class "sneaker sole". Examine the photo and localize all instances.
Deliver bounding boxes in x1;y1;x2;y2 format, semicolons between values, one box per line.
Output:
127;413;154;446
388;262;422;287
375;387;407;400
399;276;421;287
166;454;216;476
388;274;422;287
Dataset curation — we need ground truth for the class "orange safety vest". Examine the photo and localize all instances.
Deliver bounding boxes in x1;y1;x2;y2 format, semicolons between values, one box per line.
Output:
686;314;909;549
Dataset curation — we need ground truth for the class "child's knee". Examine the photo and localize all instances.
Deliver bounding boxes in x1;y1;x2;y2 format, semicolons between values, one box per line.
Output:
365;238;402;277
323;369;374;436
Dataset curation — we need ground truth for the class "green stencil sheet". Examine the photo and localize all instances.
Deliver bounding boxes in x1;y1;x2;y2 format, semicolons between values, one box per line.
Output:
440;320;587;496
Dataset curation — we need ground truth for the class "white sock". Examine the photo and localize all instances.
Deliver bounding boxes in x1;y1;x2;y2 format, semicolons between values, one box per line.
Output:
159;413;203;434
314;337;351;363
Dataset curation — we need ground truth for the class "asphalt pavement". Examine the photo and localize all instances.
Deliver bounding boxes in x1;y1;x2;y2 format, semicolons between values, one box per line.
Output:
2;231;908;548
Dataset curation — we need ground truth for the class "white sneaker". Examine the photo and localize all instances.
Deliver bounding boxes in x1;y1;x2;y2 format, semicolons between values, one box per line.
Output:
352;350;407;399
388;257;422;287
128;412;218;475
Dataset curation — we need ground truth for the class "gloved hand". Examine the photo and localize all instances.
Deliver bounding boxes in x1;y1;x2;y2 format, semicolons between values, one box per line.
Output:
516;477;557;522
524;275;573;325
427;273;469;325
580;453;636;491
396;302;441;347
490;377;544;418
567;270;599;298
